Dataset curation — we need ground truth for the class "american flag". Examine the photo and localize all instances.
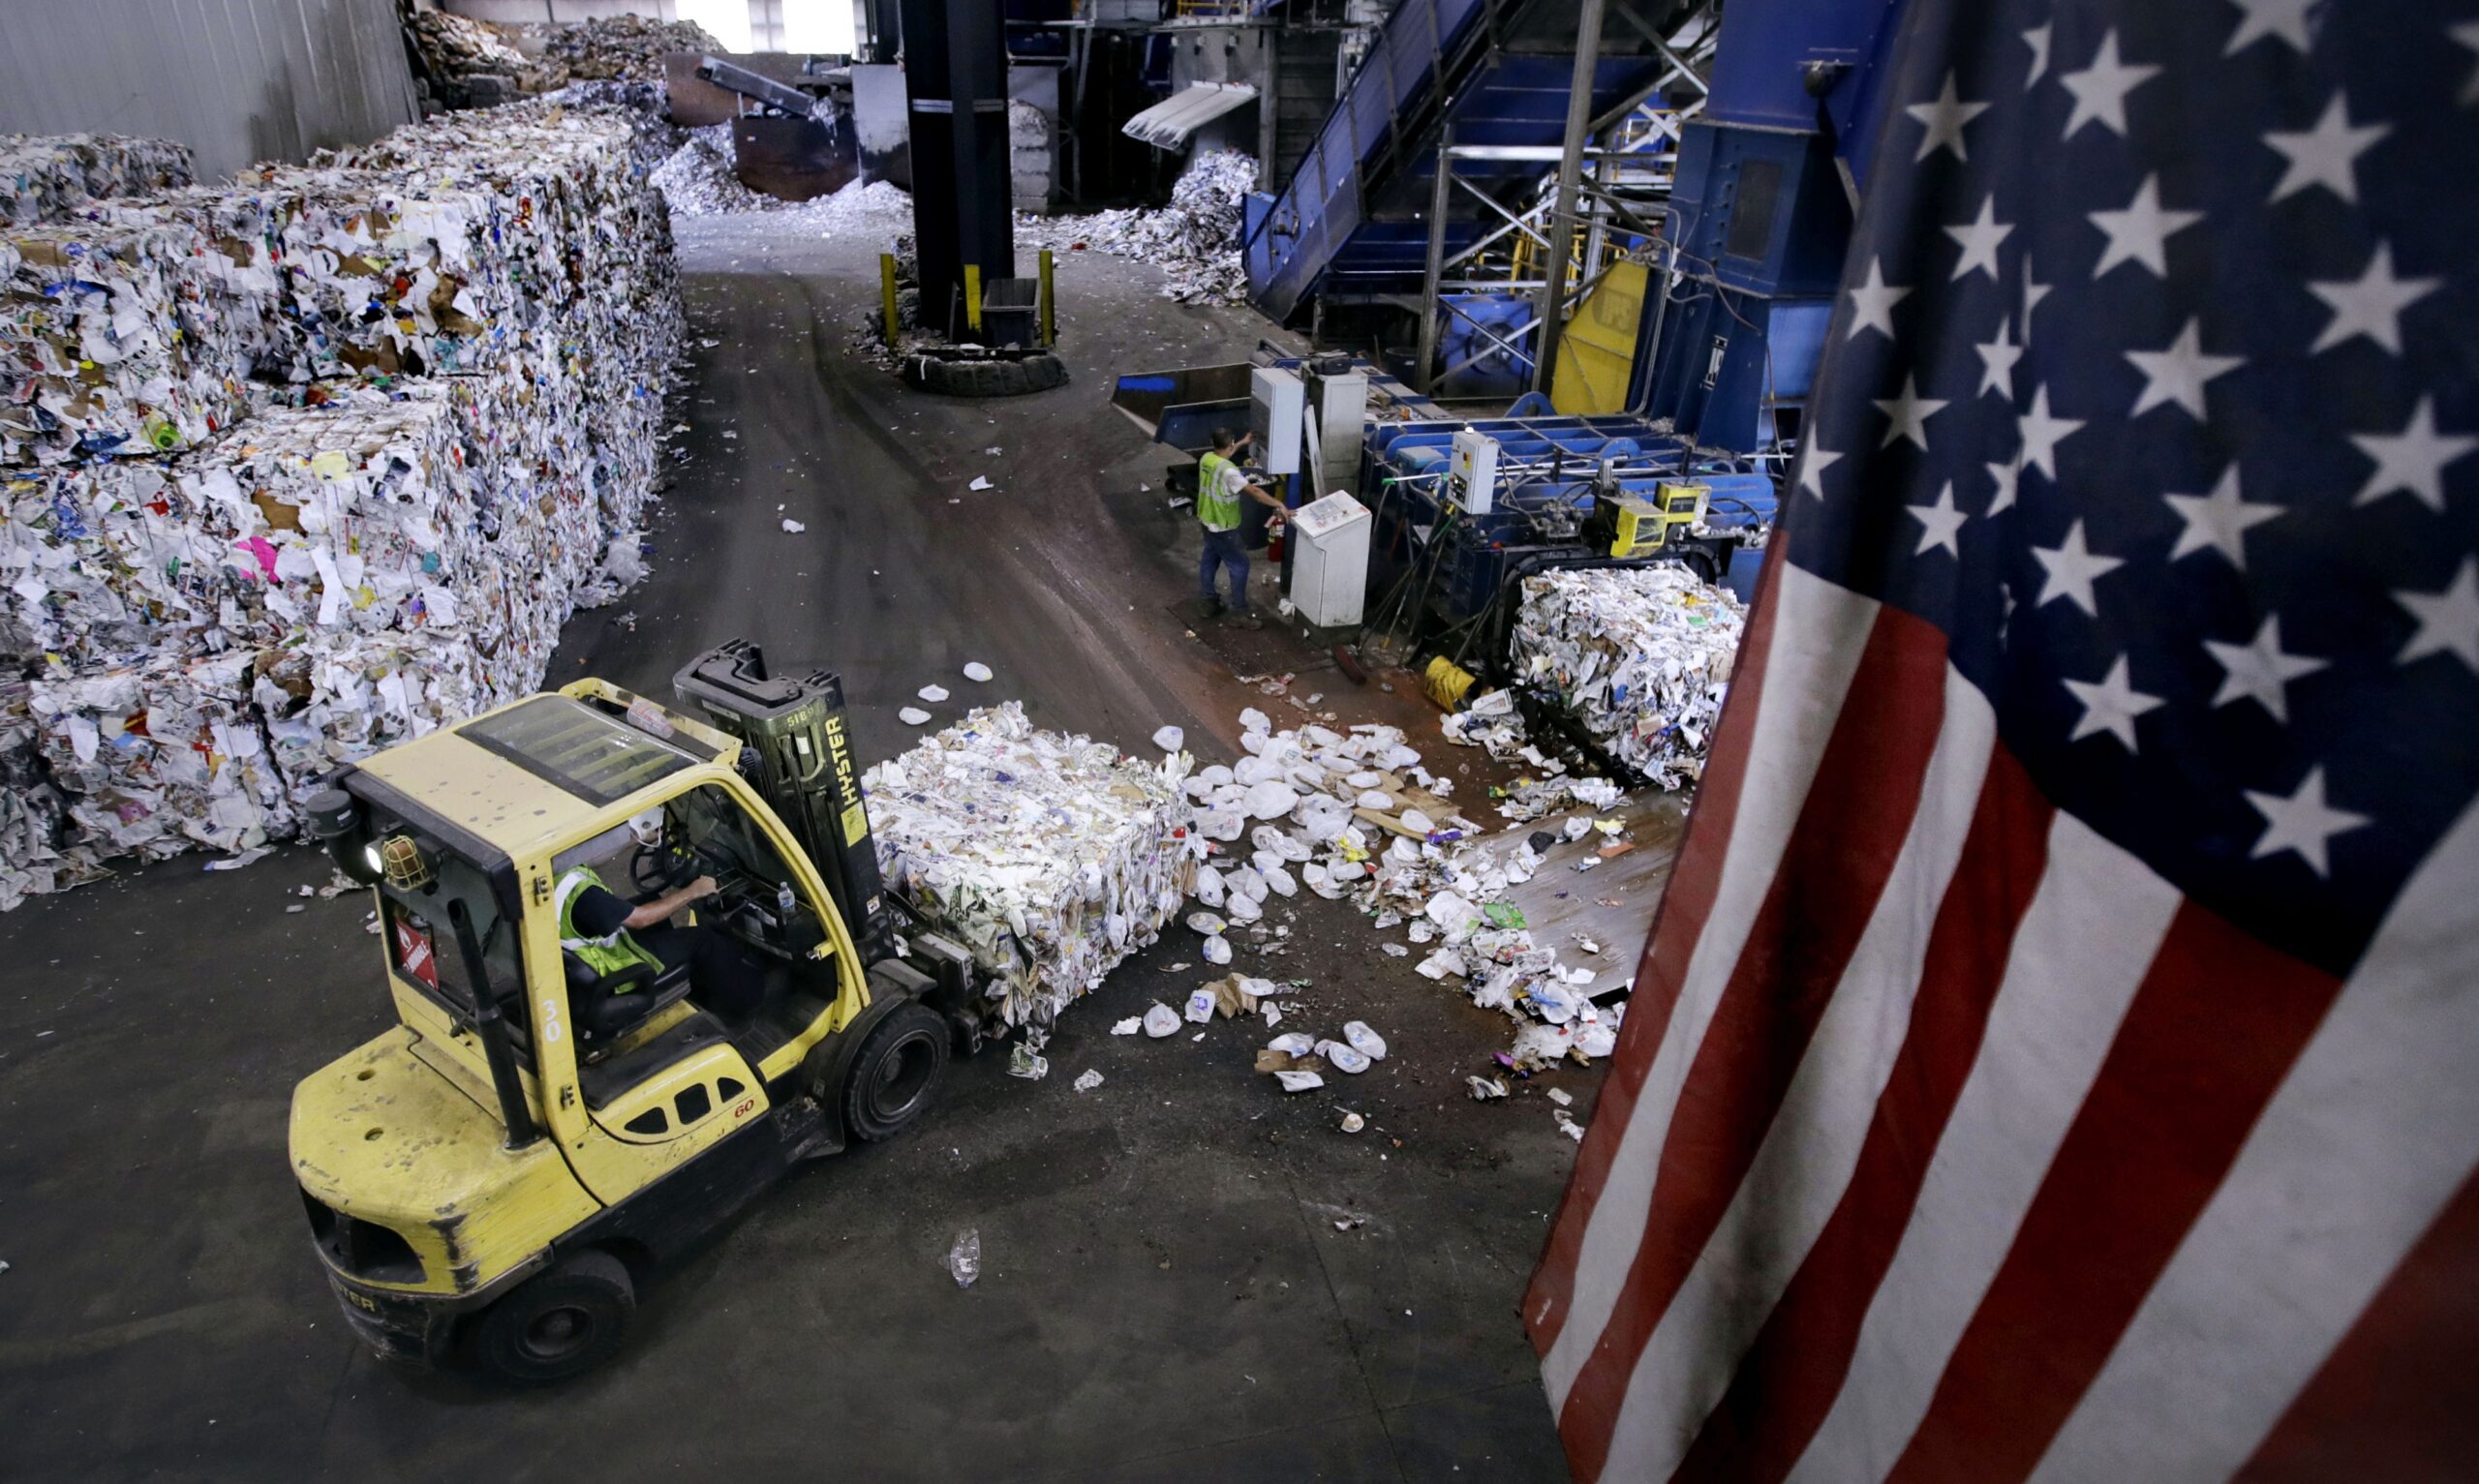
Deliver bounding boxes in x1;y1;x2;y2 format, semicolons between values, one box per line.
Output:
1525;1;2479;1480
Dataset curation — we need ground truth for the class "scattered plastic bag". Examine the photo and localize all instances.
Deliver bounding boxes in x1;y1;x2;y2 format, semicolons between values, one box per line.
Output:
947;1228;981;1287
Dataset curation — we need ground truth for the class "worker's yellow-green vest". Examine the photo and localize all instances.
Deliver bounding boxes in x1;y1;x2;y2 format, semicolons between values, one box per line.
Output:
1197;450;1242;530
556;866;663;984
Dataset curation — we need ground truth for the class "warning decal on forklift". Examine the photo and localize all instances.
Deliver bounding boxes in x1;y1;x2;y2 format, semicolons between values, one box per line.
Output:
393;917;441;991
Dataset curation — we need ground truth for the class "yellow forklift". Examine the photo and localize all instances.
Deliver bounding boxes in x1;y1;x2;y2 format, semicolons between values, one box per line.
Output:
290;642;990;1382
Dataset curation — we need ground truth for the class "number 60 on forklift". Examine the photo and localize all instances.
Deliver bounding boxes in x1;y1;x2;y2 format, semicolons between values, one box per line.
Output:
289;643;994;1383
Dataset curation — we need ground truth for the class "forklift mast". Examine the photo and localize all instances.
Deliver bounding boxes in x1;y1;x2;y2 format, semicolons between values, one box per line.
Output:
672;641;894;961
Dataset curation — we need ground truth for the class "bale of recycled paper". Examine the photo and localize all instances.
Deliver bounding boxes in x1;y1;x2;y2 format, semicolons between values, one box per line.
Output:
0;134;194;227
29;649;294;861
0;675;85;908
1510;565;1746;790
0;216;264;467
864;703;1198;1030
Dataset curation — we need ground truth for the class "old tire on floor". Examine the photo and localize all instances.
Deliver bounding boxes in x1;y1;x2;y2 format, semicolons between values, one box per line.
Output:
471;1250;635;1385
842;1000;949;1141
904;351;1068;398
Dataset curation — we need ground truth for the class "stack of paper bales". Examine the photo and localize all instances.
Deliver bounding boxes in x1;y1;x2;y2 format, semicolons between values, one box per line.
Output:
1510;565;1745;790
1;134;194;227
865;703;1198;1029
0;101;684;904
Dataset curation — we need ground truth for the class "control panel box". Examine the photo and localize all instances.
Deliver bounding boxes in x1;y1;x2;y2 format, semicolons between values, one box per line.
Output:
1250;366;1304;475
1448;428;1500;515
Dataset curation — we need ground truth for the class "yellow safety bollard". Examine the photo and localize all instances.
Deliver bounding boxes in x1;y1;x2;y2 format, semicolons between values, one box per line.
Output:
964;263;983;336
1038;249;1056;347
878;253;899;347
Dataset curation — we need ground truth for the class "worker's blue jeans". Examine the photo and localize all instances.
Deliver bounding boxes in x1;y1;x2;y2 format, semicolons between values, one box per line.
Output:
1200;527;1250;614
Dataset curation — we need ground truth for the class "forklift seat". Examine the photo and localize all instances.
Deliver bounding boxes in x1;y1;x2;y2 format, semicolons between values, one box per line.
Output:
568;953;696;1047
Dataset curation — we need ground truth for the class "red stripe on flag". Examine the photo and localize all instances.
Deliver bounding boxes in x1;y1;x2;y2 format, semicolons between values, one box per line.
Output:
1559;606;1953;1482
1526;553;1789;1358
1882;902;2346;1484
1668;743;2053;1484
2234;1162;2479;1483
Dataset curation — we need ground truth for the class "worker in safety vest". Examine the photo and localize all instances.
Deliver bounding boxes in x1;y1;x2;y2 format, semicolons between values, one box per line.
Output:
555;812;760;1024
1196;426;1289;630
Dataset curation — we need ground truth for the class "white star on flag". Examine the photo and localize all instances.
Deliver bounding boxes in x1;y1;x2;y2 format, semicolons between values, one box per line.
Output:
2308;242;2441;355
2165;467;2280;570
1906;481;1969;556
2126;318;2244;418
1944;197;2013;281
2062;654;2162;749
2265;94;2391;205
2203;615;2326;722
2352;397;2476;509
1846;258;1909;341
1975;318;2023;398
2023;21;2052;84
1797;441;1844;500
1985;445;2025;515
2245;766;2369;877
2225;0;2316;56
1907;72;1991;161
2030;518;2123;617
2021;254;2052;333
2016;385;2083;478
1875;375;1948;450
2089;174;2203;279
2395;559;2479;672
2061;29;2160;139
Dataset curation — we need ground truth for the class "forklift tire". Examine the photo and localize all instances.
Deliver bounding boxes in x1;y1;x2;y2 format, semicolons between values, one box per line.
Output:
471;1251;636;1385
842;1001;949;1142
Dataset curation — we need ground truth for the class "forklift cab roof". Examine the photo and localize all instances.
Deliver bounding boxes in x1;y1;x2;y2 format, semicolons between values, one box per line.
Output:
352;692;720;863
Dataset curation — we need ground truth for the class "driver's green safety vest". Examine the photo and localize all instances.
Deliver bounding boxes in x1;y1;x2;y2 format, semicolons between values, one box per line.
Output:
555;866;664;984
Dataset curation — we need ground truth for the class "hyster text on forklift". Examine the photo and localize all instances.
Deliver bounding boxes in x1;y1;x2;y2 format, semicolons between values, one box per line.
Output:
289;642;992;1383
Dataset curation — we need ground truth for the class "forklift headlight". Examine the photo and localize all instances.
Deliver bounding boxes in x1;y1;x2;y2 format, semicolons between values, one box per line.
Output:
308;787;383;887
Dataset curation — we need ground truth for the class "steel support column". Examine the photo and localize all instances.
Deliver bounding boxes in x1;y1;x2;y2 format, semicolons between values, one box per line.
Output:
1415;128;1454;395
1531;0;1607;395
901;0;1015;341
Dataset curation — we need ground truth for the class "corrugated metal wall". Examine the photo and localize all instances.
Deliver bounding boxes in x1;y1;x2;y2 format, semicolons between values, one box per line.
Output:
0;0;420;183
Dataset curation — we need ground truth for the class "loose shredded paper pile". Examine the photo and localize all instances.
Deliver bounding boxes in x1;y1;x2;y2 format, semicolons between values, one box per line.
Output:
865;703;1199;1031
1019;150;1256;304
1;135;195;229
531;15;723;83
405;12;564;94
0;100;685;905
1500;565;1745;790
651;125;777;217
1177;703;1627;1072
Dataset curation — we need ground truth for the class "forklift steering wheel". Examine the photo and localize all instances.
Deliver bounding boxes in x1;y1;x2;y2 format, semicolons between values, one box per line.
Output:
630;837;703;894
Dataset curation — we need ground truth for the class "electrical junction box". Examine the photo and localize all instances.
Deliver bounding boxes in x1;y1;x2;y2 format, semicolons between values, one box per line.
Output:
1448;428;1500;515
1250;366;1303;475
1307;368;1367;495
1287;491;1371;628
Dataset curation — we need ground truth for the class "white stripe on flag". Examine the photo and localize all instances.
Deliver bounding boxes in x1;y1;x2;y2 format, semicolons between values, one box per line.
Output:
1599;666;1999;1480
1542;563;1882;1408
2026;798;2479;1483
1784;814;2182;1484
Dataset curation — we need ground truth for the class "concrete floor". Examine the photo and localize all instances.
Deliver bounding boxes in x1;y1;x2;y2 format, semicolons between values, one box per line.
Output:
0;210;1655;1481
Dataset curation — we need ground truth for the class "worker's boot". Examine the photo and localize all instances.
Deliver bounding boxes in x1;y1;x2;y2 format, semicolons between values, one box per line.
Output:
1224;610;1264;631
1198;595;1225;621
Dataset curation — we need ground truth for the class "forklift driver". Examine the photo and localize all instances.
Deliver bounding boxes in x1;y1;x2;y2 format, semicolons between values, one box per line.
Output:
556;812;765;1034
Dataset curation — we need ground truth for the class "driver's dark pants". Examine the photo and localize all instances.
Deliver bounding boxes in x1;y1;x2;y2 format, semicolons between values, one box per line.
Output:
635;924;766;1020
